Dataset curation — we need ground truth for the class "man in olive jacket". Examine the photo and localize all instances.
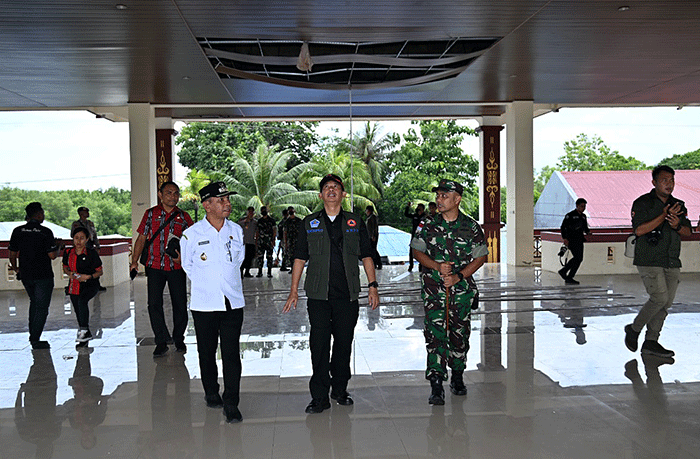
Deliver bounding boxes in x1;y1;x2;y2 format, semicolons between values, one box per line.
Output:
283;174;380;414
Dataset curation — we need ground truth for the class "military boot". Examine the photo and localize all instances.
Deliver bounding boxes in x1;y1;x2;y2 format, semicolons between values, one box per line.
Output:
450;371;467;396
428;375;445;405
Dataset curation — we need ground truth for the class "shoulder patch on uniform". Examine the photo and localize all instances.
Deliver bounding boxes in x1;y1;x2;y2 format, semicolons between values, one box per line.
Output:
310;219;320;228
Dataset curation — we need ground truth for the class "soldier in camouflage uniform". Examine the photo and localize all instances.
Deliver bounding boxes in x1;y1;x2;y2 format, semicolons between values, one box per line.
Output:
283;208;300;273
411;179;488;405
255;206;277;277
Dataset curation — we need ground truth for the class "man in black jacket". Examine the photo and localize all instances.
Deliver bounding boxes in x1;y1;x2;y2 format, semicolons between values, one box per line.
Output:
558;198;589;285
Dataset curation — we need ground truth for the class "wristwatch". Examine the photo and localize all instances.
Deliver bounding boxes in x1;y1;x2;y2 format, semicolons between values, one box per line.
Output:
456;272;464;282
367;281;379;289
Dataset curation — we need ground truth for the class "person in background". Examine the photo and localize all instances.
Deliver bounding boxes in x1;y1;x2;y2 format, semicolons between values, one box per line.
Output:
282;207;300;274
404;202;426;271
72;206;106;291
277;208;289;271
9;202;62;349
558;198;590;285
365;205;382;270
238;206;258;278
255;206;277;278
63;227;103;346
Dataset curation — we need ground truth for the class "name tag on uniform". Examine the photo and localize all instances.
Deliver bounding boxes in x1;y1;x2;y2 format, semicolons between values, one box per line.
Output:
198;240;210;245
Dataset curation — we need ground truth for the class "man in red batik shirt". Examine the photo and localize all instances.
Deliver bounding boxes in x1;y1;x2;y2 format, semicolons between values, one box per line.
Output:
130;181;194;357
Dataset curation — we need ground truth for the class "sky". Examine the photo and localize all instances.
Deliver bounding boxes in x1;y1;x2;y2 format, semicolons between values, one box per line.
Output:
0;107;699;192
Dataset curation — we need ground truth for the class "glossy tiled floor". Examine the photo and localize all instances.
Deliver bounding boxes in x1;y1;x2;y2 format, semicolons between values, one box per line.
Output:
1;263;700;458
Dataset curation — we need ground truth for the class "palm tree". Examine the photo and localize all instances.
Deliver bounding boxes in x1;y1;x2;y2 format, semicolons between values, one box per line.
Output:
179;169;211;221
338;121;396;196
298;147;381;213
213;142;318;218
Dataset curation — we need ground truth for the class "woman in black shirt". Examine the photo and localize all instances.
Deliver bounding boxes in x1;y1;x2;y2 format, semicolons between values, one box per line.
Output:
62;227;103;345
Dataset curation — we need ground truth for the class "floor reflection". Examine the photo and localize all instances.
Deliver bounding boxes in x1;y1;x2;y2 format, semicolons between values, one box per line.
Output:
1;263;700;458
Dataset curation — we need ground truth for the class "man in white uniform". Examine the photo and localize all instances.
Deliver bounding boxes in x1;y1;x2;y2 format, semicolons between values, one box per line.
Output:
180;182;246;423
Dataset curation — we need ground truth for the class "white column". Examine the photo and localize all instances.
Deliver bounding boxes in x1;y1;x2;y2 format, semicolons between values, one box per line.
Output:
129;103;156;241
505;101;534;266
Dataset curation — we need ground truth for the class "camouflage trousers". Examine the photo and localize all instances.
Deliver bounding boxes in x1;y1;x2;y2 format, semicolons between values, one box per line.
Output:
422;286;474;381
256;244;275;269
283;241;297;269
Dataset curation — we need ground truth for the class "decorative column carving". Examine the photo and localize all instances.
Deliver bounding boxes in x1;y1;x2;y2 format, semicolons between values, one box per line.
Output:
477;125;504;264
155;129;176;191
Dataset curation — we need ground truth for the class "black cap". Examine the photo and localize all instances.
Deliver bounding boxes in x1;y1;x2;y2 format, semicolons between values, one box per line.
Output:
199;181;236;201
319;174;344;191
431;179;464;196
77;206;89;212
25;202;43;218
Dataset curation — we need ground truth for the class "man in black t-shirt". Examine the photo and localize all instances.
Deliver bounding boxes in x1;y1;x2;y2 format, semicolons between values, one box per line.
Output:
9;202;62;349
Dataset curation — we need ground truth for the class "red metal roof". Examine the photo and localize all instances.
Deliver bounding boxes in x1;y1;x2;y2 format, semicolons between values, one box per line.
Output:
561;170;700;228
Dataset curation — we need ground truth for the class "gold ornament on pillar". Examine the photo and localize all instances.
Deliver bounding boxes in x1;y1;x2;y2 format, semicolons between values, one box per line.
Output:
155;129;175;192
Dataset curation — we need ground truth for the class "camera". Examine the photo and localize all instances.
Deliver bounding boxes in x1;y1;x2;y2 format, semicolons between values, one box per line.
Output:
558;245;568;257
646;228;661;246
165;234;181;258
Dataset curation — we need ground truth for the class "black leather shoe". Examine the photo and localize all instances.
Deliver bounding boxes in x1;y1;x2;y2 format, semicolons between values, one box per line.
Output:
428;376;445;405
224;405;243;423
175;341;187;352
305;399;331;414
330;390;354;405
256;271;263;277
205;394;224;408
558;268;567;281
624;324;640;352
153;343;168;357
449;372;467;396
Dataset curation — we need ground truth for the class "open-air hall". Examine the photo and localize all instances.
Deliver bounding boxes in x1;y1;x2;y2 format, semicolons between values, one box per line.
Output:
2;1;700;458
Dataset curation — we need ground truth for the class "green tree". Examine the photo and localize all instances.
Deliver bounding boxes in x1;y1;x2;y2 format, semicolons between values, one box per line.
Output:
298;147;381;213
534;165;557;203
659;148;700;169
0;187;132;236
381;120;479;227
214;142;318;218
558;134;647;171
336;121;399;196
179;169;211;222
176;121;320;173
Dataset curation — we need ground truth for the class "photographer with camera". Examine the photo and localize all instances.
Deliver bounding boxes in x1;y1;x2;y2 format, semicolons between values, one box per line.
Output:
130;181;194;357
624;165;691;359
558;198;590;285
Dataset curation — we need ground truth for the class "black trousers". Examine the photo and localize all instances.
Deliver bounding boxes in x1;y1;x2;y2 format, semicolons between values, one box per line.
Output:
562;240;584;279
22;277;54;343
307;298;359;401
371;239;382;269
241;244;256;273
192;306;244;408
145;267;188;345
69;283;98;329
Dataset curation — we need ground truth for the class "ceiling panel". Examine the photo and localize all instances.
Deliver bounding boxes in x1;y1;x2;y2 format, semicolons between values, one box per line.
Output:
0;0;699;120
